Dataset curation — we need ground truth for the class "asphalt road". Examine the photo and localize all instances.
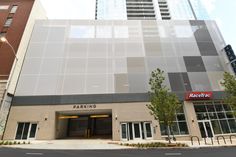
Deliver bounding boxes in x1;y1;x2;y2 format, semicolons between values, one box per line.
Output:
0;147;236;157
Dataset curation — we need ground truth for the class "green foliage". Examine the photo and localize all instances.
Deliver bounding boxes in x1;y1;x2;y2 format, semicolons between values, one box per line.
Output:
3;141;9;145
120;142;188;148
221;72;236;112
0;141;21;145
147;68;181;143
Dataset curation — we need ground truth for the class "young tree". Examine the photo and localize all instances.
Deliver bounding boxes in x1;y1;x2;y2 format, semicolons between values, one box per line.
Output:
147;68;180;144
221;72;236;112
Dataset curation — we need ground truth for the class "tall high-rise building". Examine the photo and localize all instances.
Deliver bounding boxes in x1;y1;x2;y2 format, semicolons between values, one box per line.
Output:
2;0;235;143
166;0;210;20
126;0;156;20
95;0;209;20
0;0;46;139
95;0;127;20
3;19;235;141
96;0;157;20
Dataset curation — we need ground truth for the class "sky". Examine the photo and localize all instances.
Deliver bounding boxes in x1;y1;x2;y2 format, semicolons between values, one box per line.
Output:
40;0;236;49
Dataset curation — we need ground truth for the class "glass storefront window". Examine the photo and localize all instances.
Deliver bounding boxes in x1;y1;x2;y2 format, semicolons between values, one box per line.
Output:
179;122;189;134
220;120;230;134
211;120;221;134
226;112;234;119
223;104;231;111
195;105;206;112
160;106;189;136
208;112;217;119
206;105;215;112
177;114;186;121
197;113;208;120
194;101;236;135
215;104;224;112
228;119;236;133
217;112;226;119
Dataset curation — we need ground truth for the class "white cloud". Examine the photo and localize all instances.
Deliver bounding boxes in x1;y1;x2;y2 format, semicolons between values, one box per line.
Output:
201;0;216;13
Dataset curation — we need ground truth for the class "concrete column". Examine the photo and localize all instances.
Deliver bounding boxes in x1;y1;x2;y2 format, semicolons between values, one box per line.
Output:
37;108;55;140
112;110;120;141
153;119;162;140
183;101;202;140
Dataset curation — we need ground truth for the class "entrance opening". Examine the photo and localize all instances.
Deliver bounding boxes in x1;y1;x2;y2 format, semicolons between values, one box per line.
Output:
56;111;112;139
15;122;38;140
120;122;153;141
198;120;214;138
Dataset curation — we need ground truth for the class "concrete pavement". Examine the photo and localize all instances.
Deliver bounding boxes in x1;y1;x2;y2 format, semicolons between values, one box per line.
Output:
1;138;236;150
1;139;131;150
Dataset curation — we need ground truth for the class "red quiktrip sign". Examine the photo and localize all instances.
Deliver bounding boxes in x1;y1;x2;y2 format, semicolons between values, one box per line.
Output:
185;92;213;101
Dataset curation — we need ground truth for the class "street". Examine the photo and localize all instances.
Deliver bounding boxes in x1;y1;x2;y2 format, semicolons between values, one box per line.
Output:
0;147;236;157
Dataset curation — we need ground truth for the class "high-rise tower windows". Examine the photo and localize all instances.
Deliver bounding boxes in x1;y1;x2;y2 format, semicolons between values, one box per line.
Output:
0;5;9;10
4;18;13;27
10;5;18;13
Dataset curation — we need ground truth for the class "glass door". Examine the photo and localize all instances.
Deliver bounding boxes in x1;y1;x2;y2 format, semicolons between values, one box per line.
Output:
132;123;142;140
15;122;38;140
120;122;152;141
198;120;214;138
121;123;128;141
144;122;153;139
28;123;38;139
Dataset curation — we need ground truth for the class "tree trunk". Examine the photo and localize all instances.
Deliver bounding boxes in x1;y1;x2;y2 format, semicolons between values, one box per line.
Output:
167;125;171;144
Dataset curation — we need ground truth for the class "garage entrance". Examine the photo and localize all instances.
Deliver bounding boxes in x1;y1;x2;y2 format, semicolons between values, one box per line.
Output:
68;115;112;138
56;110;112;139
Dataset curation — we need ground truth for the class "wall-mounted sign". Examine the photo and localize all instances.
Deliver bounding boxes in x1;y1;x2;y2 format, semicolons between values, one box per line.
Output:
224;45;236;62
224;45;236;74
185;92;213;101
73;104;96;109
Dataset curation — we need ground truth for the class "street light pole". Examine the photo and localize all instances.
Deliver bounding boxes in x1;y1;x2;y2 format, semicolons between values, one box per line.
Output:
0;37;18;61
0;36;19;139
0;37;18;91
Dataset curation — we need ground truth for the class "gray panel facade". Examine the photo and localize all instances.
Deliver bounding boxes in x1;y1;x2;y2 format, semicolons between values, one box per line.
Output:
14;20;227;105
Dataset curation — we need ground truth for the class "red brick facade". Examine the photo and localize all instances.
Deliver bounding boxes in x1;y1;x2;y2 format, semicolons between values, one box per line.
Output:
0;0;34;80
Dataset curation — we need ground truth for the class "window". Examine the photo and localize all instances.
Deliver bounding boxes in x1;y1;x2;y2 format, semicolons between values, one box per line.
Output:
0;32;6;38
0;5;9;10
194;101;236;134
4;18;13;27
70;26;94;38
160;105;189;136
10;5;18;13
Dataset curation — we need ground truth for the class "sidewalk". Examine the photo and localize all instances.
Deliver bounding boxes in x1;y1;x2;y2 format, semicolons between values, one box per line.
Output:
1;139;236;150
1;139;131;150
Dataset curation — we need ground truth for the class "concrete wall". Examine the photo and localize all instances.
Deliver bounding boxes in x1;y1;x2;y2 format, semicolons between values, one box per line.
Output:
4;102;161;141
6;100;236;141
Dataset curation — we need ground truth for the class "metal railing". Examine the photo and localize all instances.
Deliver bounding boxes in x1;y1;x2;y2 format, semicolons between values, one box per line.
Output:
217;136;226;145
230;135;236;144
190;136;200;145
203;137;214;145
